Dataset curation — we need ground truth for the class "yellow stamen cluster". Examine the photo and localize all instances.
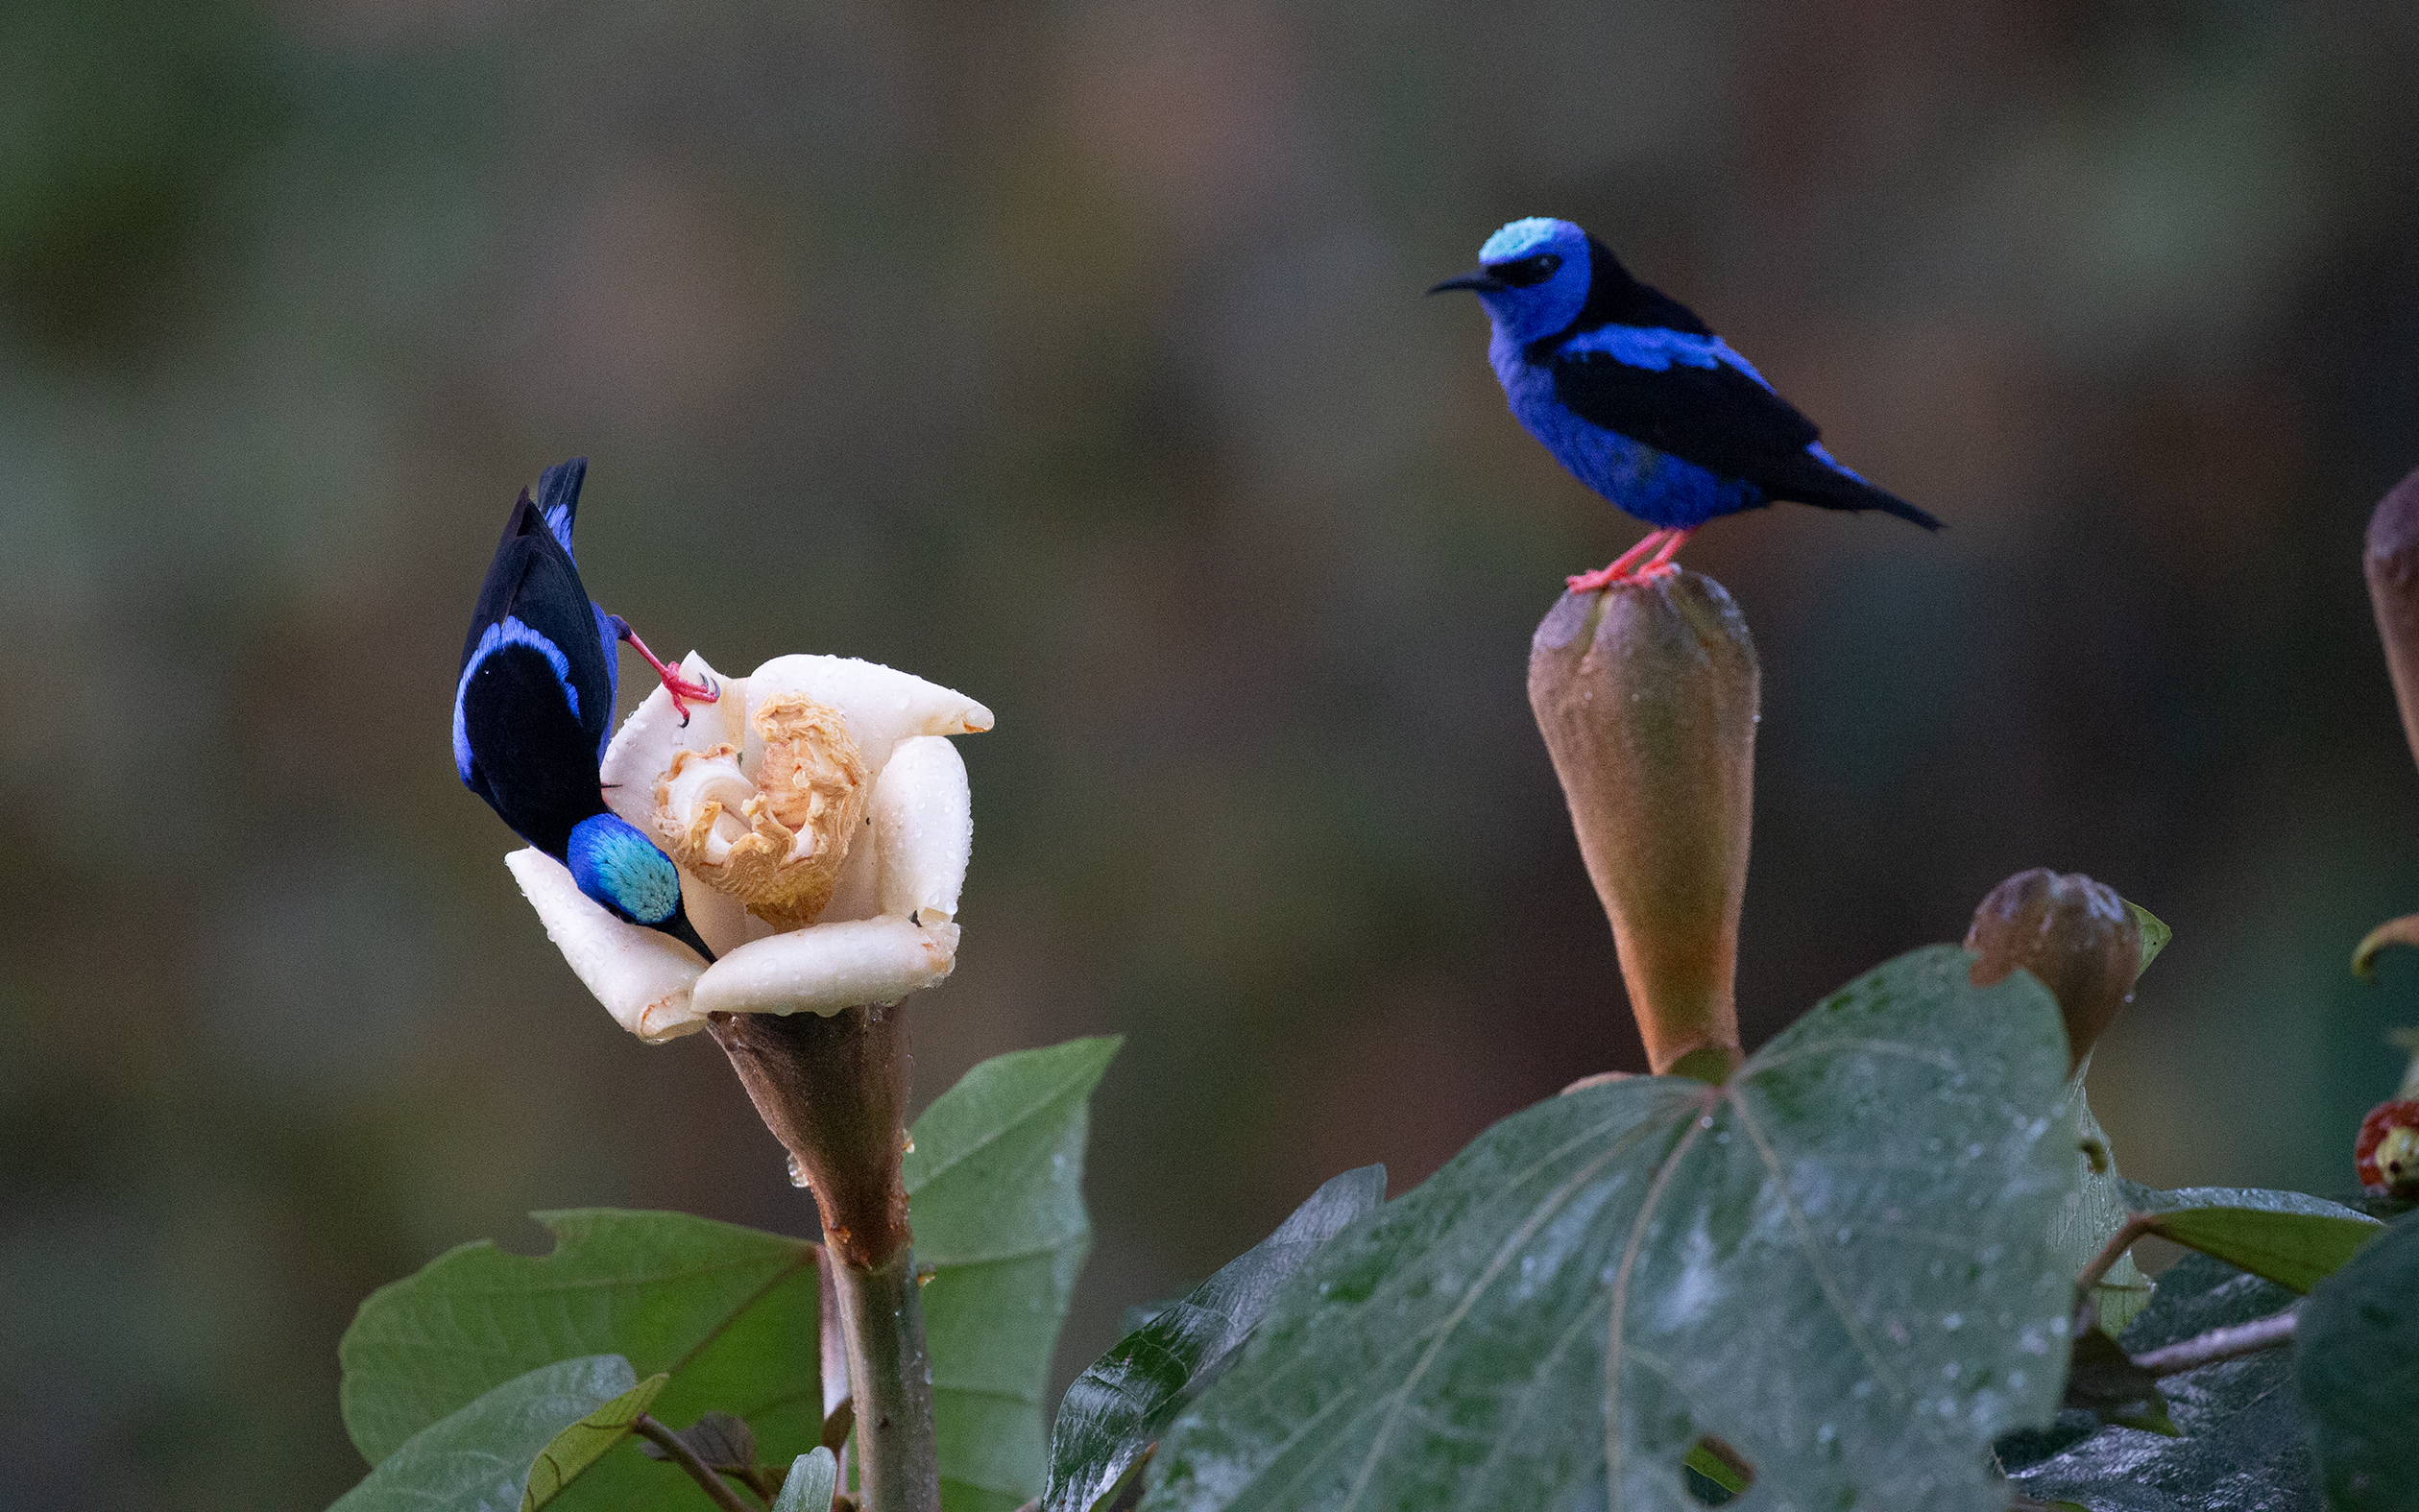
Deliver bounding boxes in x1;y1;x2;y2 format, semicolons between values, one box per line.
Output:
655;692;870;929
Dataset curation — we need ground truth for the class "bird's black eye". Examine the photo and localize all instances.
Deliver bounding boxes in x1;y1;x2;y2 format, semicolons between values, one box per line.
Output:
1489;252;1562;288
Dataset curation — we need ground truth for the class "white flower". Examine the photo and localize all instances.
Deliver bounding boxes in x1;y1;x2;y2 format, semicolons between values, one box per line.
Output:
506;653;992;1041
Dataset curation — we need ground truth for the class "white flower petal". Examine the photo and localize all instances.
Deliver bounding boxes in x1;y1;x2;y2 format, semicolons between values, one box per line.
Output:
821;826;882;924
742;655;993;776
505;849;710;1042
598;652;746;830
689;916;959;1018
875;736;971;924
680;869;755;959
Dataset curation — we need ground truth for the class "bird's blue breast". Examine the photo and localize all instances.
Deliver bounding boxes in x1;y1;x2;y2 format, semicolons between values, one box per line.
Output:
1489;331;1764;529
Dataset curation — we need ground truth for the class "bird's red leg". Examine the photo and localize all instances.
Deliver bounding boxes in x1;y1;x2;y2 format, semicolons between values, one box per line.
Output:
610;616;719;723
1633;526;1697;581
1566;530;1671;592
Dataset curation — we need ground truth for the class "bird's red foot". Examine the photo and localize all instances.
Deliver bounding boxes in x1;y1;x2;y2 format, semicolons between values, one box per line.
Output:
1567;528;1686;592
1630;526;1696;582
612;617;720;725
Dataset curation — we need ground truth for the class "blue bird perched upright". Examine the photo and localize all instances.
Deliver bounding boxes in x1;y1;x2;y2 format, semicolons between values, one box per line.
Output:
454;457;721;961
1432;217;1939;589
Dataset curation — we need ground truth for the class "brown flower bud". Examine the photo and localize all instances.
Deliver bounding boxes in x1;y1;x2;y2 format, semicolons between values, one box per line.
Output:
2366;466;2419;772
1965;869;2141;1070
1529;572;1756;1082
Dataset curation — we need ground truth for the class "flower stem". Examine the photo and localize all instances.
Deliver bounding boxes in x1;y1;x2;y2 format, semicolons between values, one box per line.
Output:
830;1246;940;1512
710;1003;938;1512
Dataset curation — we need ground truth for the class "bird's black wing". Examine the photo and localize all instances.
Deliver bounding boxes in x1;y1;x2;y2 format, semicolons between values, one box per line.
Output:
1549;346;1939;526
1549;347;1818;481
455;489;619;847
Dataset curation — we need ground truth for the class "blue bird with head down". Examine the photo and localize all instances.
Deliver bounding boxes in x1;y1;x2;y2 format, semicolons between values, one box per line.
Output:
454;457;720;961
1432;217;1939;588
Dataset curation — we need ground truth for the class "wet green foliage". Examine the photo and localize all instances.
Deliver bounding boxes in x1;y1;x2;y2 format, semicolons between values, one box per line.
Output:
2297;1212;2419;1511
332;1040;1116;1512
1149;948;2081;1512
328;1356;647;1512
1043;1165;1386;1512
2011;1254;2316;1511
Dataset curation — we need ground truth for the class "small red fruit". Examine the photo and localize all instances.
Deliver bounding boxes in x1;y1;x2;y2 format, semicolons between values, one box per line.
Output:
2355;1098;2419;1198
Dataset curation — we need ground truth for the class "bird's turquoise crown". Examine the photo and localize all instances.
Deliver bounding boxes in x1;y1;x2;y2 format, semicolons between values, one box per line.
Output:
1480;216;1564;264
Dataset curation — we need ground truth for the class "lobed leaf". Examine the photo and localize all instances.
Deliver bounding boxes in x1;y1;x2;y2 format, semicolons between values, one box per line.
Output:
1152;946;2082;1512
2295;1212;2419;1511
339;1210;820;1511
1043;1165;1386;1512
328;1356;639;1512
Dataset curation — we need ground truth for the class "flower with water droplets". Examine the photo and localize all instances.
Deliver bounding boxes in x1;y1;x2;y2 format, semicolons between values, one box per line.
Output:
507;652;992;1040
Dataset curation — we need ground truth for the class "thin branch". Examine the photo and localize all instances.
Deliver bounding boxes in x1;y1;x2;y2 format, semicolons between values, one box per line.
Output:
633;1414;761;1512
2132;1308;2297;1378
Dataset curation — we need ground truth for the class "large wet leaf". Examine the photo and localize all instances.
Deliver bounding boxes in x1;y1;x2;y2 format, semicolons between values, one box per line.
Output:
1152;946;2081;1512
906;1035;1121;1512
2296;1212;2419;1511
2117;1182;2382;1294
1044;1165;1387;1512
329;1356;641;1512
339;1211;820;1511
2012;1253;2318;1510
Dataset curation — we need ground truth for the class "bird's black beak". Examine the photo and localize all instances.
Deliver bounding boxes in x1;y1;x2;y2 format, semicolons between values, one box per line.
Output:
662;906;718;966
1428;269;1505;295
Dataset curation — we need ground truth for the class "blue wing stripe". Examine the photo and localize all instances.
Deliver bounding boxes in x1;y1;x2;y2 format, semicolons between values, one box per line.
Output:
1558;324;1777;394
454;614;581;784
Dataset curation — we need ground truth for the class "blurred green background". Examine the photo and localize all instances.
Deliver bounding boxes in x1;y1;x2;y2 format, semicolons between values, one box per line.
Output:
8;1;2419;1504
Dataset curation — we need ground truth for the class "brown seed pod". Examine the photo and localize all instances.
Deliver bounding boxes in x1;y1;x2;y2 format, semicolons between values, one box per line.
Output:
1529;572;1756;1083
1965;869;2141;1071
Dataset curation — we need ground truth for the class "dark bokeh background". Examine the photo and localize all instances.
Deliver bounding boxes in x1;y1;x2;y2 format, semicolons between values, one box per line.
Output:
9;2;2419;1504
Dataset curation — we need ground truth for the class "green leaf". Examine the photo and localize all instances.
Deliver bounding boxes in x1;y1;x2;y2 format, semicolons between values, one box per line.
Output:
2296;1212;2419;1510
339;1211;821;1511
1153;946;2082;1512
771;1448;838;1512
2012;1252;2318;1510
906;1036;1122;1512
522;1373;667;1510
329;1356;639;1512
2124;900;2169;977
1044;1165;1387;1512
2118;1182;2383;1294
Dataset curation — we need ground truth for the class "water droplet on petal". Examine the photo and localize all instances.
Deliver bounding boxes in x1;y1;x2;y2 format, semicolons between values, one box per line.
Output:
786;1153;810;1188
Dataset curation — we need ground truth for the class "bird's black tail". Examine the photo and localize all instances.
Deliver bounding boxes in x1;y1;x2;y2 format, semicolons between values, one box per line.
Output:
1772;449;1942;531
